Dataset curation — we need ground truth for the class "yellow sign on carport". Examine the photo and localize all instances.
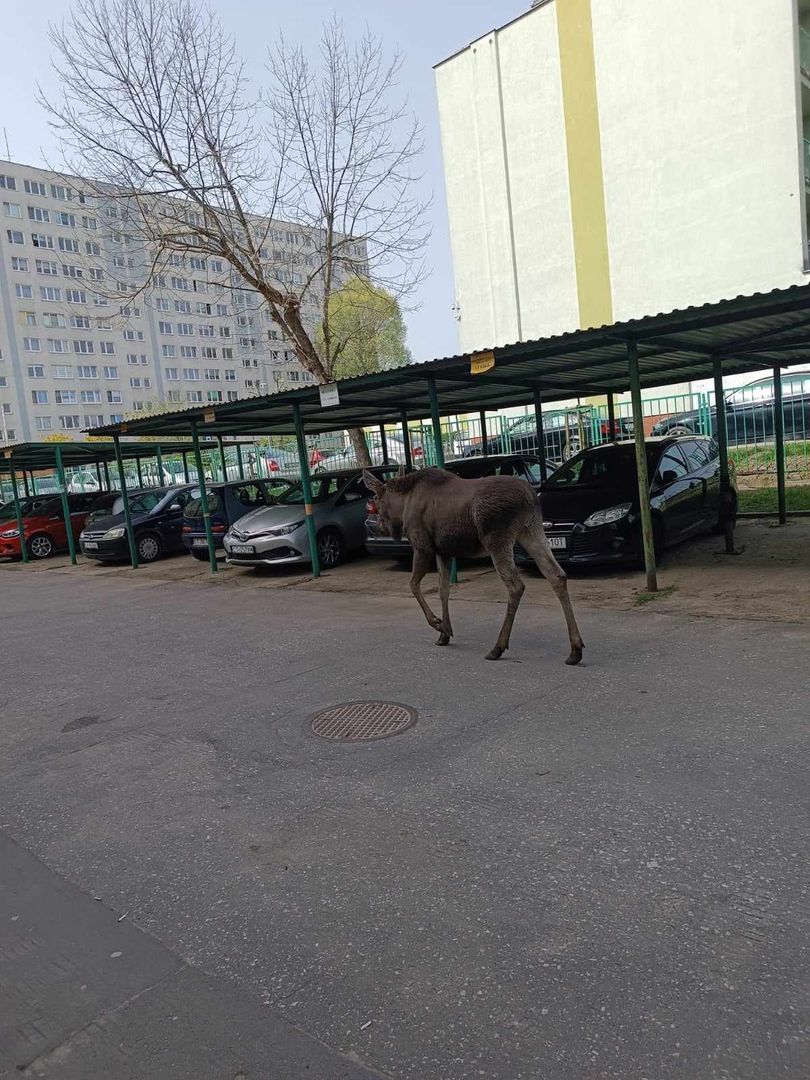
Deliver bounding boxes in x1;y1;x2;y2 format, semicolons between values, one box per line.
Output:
470;350;495;375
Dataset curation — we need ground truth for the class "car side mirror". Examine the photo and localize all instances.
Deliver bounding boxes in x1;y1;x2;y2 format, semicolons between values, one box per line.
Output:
660;469;678;485
169;502;182;512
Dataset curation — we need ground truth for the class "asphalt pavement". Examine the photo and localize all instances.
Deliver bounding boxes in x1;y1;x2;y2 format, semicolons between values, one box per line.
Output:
1;568;809;1078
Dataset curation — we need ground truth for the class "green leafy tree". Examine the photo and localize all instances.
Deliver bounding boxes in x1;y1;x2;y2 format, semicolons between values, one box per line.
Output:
322;277;411;380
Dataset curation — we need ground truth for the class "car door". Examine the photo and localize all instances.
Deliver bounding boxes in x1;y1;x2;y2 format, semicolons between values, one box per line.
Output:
160;489;193;550
679;439;717;529
335;475;378;550
652;444;699;541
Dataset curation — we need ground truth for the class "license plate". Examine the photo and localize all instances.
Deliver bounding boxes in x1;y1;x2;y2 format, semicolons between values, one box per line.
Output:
83;541;99;550
192;538;208;548
230;544;255;555
548;536;567;550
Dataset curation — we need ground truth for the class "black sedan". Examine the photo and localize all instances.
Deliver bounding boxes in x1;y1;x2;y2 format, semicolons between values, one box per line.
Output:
365;454;544;560
523;435;735;568
79;485;196;563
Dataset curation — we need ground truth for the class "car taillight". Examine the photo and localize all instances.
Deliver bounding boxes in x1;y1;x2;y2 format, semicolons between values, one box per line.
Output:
182;525;192;533
366;499;377;514
212;523;227;533
413;447;423;457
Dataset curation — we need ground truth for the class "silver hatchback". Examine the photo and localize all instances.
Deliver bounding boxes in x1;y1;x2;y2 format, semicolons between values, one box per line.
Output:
224;466;399;569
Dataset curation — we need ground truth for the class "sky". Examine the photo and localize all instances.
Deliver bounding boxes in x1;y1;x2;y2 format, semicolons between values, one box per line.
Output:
1;0;524;365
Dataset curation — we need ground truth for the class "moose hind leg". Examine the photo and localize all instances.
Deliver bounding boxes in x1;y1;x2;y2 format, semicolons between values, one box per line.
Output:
485;547;526;660
435;554;454;645
410;549;445;637
519;525;584;665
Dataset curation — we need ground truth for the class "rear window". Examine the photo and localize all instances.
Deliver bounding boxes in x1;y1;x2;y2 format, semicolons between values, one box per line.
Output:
185;491;222;517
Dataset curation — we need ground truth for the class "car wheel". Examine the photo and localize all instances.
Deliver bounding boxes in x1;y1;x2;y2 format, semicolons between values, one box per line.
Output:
667;424;694;435
137;533;162;563
28;532;54;560
316;527;344;569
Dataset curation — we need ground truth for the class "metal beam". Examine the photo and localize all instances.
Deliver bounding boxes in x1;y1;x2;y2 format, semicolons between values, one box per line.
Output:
217;434;228;481
379;424;389;464
532;388;547;482
293;402;320;578
113;435;139;569
479;410;489;457
400;409;413;470
428;377;456;584
773;365;786;525
190;421;218;574
628;338;657;591
712;356;734;554
607;392;616;441
236;442;245;480
9;467;29;564
54;445;77;566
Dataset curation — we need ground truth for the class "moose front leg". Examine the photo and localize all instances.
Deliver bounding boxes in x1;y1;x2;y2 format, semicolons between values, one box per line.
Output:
410;548;447;640
435;554;454;645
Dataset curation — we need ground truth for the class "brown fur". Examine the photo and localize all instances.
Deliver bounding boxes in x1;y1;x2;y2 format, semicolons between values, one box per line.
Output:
363;468;584;664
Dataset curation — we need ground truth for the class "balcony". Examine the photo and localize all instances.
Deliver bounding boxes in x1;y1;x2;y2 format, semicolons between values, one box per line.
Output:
801;26;810;82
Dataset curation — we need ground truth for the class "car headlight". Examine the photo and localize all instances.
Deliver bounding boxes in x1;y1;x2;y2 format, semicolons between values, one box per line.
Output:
584;503;632;527
103;526;126;539
0;528;20;538
264;520;305;537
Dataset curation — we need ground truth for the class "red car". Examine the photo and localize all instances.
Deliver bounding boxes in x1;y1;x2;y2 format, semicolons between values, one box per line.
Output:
0;492;114;560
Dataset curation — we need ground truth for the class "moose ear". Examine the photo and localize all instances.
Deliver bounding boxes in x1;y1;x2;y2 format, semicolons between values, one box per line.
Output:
362;469;385;497
397;464;406;479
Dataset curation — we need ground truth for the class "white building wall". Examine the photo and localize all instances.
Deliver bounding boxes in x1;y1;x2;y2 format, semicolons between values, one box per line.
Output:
436;0;807;357
593;0;806;322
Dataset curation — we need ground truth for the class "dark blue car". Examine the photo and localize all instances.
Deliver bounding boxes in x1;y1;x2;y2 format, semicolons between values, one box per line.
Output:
182;478;296;559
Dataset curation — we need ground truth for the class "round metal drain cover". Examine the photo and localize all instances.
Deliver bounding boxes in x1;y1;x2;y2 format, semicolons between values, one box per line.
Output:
311;701;417;742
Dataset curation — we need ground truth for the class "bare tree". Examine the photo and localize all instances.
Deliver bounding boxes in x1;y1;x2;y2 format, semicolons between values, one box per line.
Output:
44;0;430;465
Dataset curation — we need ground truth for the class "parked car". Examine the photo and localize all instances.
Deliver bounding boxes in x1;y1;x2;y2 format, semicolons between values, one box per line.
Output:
79;485;196;563
651;370;810;444
0;492;116;560
365;454;544;561
518;435;734;568
466;410;634;464
182;478;297;560
223;466;400;569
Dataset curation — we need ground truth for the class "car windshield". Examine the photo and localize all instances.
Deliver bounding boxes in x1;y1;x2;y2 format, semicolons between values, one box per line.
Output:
109;489;171;515
2;496;58;519
545;445;659;487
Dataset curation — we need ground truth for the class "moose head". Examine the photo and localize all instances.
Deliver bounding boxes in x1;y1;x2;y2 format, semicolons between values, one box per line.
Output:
363;467;406;541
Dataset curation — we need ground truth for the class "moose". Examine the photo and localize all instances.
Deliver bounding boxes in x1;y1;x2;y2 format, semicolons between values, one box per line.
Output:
363;467;584;665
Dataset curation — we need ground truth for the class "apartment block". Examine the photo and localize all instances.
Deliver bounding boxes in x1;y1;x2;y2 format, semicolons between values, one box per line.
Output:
0;159;351;442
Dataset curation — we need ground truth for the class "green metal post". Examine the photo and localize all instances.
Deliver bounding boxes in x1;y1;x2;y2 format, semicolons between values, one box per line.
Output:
773;365;786;525
53;446;77;566
292;402;320;578
607;392;616;441
236;443;245;480
479;410;488;457
628;338;657;592
712;354;735;553
217;435;227;481
400;409;413;470
379;424;389;464
190;422;218;574
182;450;190;483
113;435;139;568
23;472;31;497
428;377;456;583
155;445;164;486
95;461;103;491
103;459;111;491
533;387;548;482
10;467;29;563
135;455;144;489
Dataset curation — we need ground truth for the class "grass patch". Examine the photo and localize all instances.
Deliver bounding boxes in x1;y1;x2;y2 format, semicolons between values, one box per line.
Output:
737;485;810;514
635;584;678;606
730;441;810;476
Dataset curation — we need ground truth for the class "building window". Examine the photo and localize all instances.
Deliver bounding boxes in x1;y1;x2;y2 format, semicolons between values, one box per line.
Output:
31;233;53;248
165;367;179;381
43;312;66;327
89;268;104;281
59;415;81;429
0;175;17;190
55;212;76;227
177;322;193;335
77;365;99;378
66;289;87;303
53;365;74;379
224;369;236;382
207;390;222;402
162;344;176;358
109;413;124;423
196;302;212;316
48;339;70;353
158;320;173;334
219;326;231;338
103;365;118;379
204;368;220;381
59;236;80;253
11;256;29;271
28;206;50;223
199;324;214;337
36;259;59;276
81;390;102;403
3;201;22;218
27;364;45;378
82;215;97;230
50;183;72;201
40;286;62;302
15;284;33;299
31;390;49;404
186;390;203;403
24;179;47;196
227;391;239;401
107;390;123;403
83;414;105;428
222;348;233;359
55;389;78;404
23;337;40;352
182;367;200;381
6;229;24;244
154;297;170;311
202;347;217;360
62;263;83;278
166;390;182;403
35;416;53;431
73;340;94;354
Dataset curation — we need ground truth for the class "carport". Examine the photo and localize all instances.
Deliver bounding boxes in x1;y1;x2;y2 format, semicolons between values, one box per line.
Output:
87;283;810;589
0;439;246;569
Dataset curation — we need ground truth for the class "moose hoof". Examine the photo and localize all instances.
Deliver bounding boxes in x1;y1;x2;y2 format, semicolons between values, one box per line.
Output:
435;633;450;646
485;646;504;661
565;647;583;666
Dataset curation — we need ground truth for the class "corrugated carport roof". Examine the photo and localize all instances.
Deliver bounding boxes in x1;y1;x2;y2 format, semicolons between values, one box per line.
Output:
88;284;810;439
0;440;238;472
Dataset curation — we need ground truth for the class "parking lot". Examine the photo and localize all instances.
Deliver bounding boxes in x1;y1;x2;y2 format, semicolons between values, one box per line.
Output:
2;528;809;1078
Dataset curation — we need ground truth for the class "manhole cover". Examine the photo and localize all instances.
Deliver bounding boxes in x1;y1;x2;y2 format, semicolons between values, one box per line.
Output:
311;701;417;742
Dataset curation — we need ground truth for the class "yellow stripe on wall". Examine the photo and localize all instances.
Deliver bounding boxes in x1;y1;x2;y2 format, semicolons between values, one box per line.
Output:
556;0;613;330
